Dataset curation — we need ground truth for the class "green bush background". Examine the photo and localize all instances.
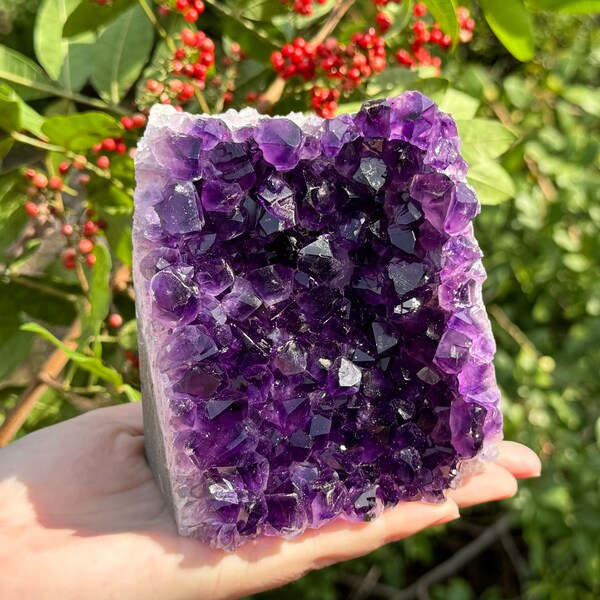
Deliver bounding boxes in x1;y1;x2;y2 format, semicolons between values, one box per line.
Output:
0;1;599;598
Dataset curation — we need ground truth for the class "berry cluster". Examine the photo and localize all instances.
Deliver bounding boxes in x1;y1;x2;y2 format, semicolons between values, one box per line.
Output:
171;29;215;84
281;0;327;17
89;114;146;170
143;27;215;108
60;218;104;269
271;29;386;116
310;86;340;118
173;0;205;23
394;4;474;75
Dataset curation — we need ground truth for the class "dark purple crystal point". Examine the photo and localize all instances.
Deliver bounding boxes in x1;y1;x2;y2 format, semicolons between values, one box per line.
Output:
133;92;502;550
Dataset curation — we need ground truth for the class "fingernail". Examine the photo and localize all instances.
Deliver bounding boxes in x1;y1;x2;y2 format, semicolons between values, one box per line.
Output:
433;510;460;525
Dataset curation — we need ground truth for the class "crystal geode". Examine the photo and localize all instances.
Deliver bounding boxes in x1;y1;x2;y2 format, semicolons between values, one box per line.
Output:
133;92;503;550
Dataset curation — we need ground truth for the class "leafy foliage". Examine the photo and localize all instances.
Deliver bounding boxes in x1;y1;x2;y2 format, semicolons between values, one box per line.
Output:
0;0;598;598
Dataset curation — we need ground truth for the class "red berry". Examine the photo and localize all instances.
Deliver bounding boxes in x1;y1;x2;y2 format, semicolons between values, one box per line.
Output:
96;155;110;169
245;91;257;103
184;8;198;22
63;247;77;269
49;176;63;190
25;168;36;179
194;0;205;13
83;221;98;237
116;142;127;154
376;12;392;33
223;91;234;104
121;116;134;130
79;173;91;185
61;223;74;236
102;138;117;152
176;0;188;9
78;239;94;254
85;254;97;267
92;143;102;153
58;161;70;175
73;155;87;169
24;201;39;218
413;20;427;35
108;313;123;328
464;17;475;31
132;114;147;128
169;79;184;93
181;28;196;46
413;2;427;17
159;3;171;16
32;173;48;188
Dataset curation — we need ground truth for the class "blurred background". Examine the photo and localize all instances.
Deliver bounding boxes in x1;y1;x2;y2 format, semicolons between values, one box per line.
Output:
0;0;598;598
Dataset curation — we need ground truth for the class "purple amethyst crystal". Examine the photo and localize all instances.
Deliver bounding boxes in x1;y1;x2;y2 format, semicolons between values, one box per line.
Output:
133;92;503;550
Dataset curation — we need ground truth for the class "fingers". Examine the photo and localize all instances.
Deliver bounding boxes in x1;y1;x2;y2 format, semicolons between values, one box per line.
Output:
447;462;518;508
284;498;460;571
88;401;145;435
495;441;542;479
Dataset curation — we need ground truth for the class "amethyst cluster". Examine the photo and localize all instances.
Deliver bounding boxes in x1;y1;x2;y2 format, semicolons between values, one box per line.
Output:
133;92;502;550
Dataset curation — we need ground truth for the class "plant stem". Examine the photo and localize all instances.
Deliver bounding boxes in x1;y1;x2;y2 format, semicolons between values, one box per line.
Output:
11;132;64;152
0;320;81;447
137;0;177;53
204;0;279;49
194;85;212;114
6;273;78;303
258;0;356;112
0;72;126;114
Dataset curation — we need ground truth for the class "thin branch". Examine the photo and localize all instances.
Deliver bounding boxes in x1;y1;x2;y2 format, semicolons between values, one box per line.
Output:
0;73;126;114
396;513;515;600
0;320;81;447
348;565;383;600
258;0;356;112
204;0;279;49
340;514;516;600
137;0;177;52
5;273;78;303
11;132;64;152
489;304;541;358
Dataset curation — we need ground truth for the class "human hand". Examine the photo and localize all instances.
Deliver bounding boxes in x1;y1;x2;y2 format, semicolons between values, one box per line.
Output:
0;403;540;600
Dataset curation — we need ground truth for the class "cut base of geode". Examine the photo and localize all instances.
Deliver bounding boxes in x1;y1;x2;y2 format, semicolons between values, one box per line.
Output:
133;93;503;550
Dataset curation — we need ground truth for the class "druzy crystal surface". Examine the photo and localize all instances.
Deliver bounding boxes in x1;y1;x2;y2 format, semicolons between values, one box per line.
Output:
133;93;503;550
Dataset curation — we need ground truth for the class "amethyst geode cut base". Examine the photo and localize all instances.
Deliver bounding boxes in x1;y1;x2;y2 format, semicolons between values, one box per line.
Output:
133;93;503;550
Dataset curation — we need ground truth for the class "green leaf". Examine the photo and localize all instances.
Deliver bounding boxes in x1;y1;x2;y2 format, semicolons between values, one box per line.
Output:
117;319;138;352
121;384;141;403
21;322;123;386
560;86;600;117
480;0;535;61
91;5;154;104
0;173;26;262
367;67;419;96
0;86;20;132
425;0;459;43
35;0;96;91
456;118;517;163
0;84;45;136
63;0;136;37
439;88;480;120
35;0;76;79
85;243;112;340
41;111;122;152
525;0;600;12
0;330;34;381
0;45;54;101
467;160;516;205
0;138;14;161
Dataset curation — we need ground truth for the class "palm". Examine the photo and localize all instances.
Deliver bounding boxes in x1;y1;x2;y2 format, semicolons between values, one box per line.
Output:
0;403;540;600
